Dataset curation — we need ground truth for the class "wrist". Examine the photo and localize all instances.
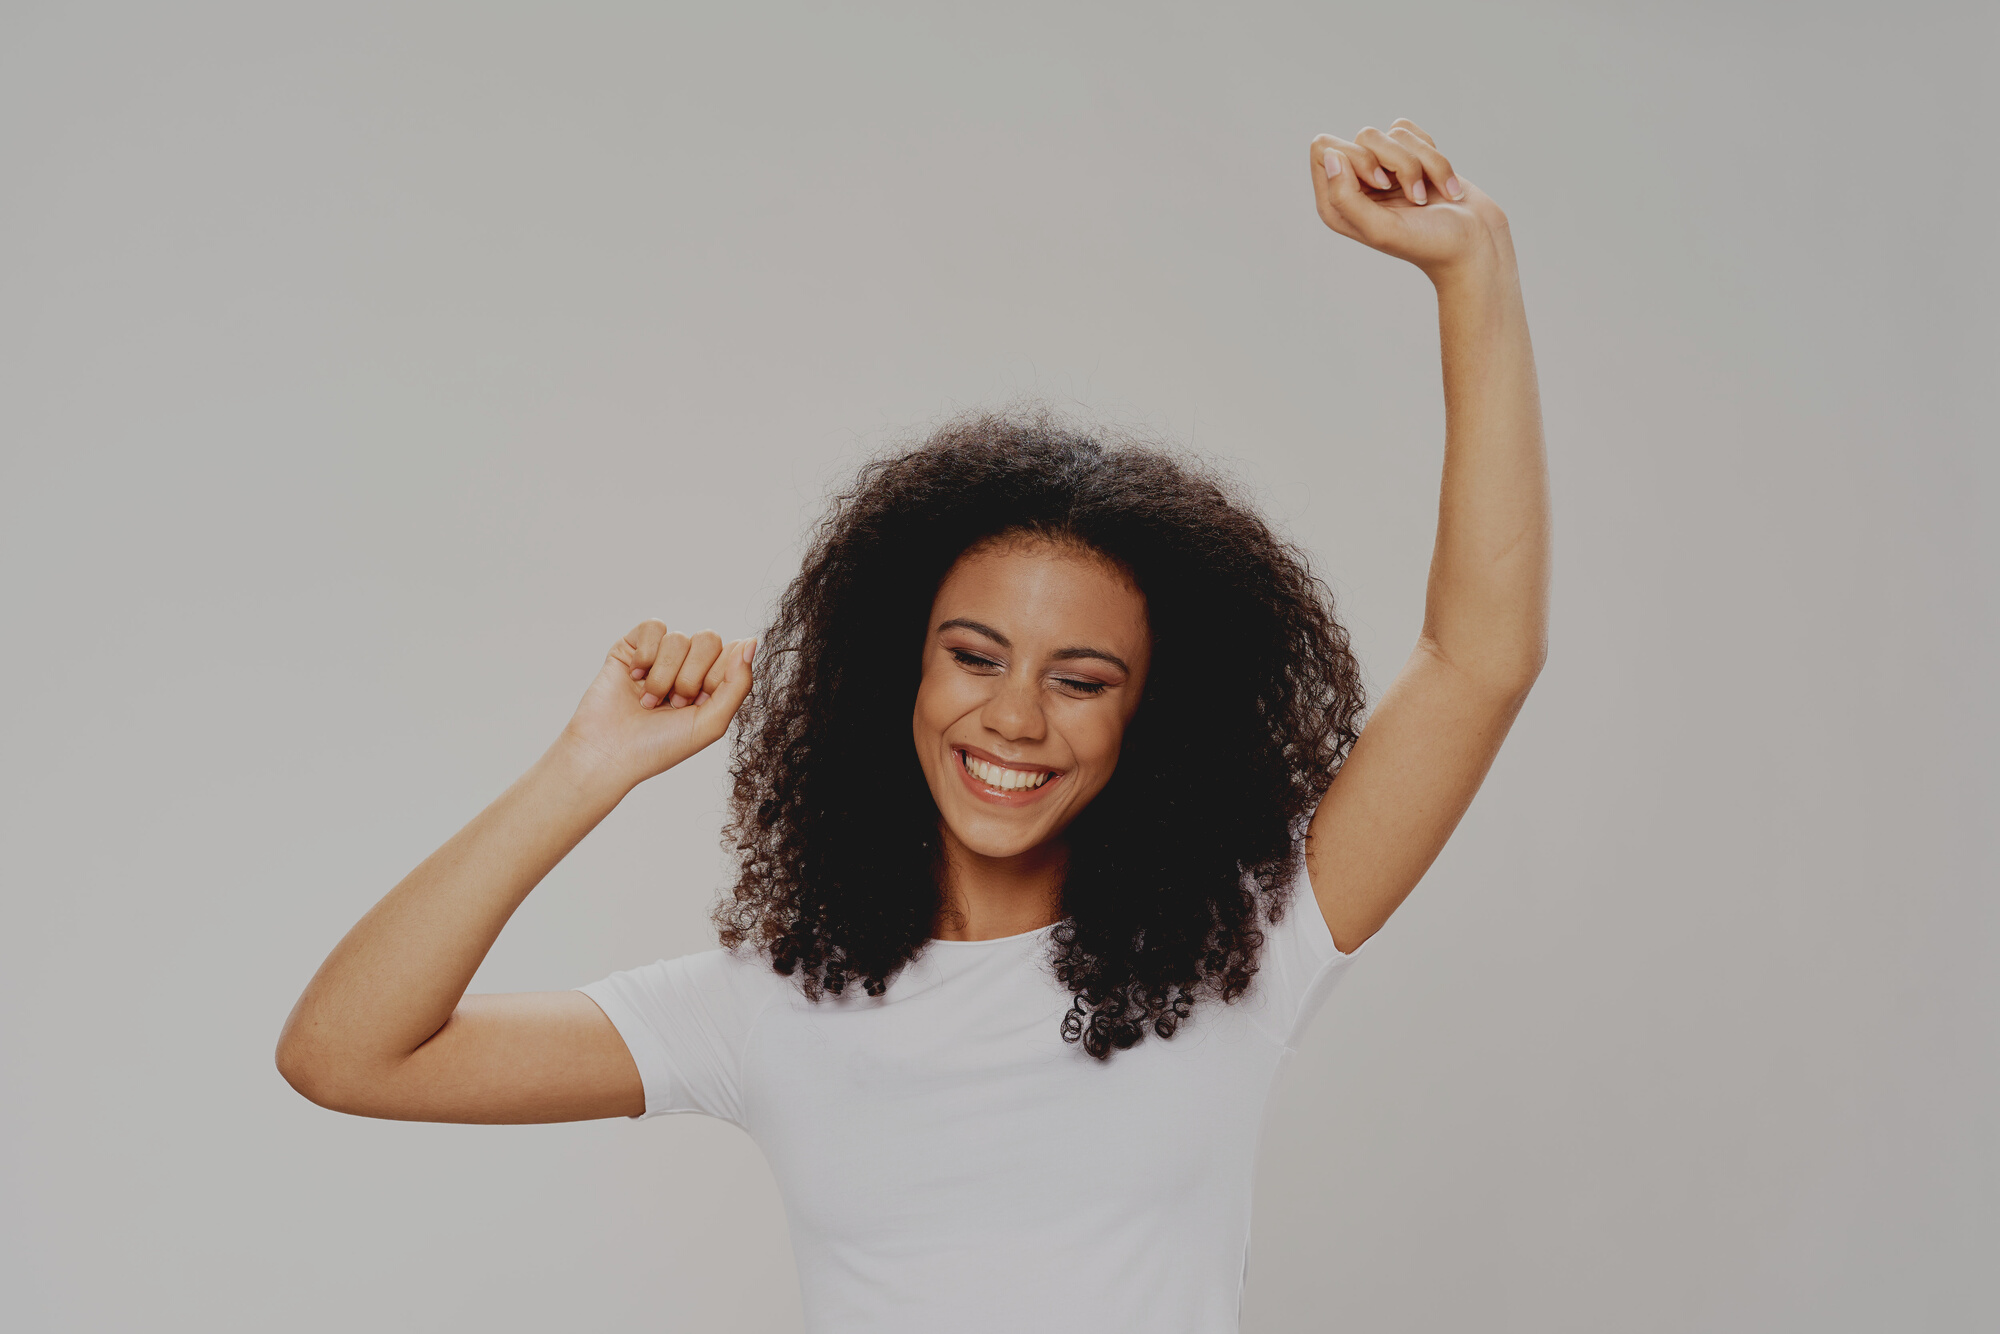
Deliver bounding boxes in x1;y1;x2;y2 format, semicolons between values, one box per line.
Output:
1425;234;1511;297
543;730;640;811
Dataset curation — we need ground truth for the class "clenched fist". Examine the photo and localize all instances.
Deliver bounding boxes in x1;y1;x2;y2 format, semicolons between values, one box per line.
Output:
562;620;756;788
1309;119;1512;281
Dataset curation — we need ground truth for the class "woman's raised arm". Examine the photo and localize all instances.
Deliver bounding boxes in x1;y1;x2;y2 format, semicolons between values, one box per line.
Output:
275;623;755;1123
1300;121;1552;953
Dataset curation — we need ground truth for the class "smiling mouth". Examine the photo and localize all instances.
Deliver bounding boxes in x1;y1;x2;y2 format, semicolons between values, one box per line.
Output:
958;748;1059;793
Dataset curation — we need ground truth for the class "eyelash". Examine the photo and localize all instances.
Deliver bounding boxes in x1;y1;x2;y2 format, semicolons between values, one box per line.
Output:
948;649;1108;696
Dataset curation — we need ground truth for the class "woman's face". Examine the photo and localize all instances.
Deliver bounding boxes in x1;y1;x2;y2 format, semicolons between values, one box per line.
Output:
913;537;1152;864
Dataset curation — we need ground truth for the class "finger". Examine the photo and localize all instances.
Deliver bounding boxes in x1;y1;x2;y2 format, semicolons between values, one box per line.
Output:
1312;131;1392;198
1312;137;1369;232
1356;125;1430;205
1390;117;1437;150
1389;124;1463;201
689;639;757;747
640;630;692;708
670;630;724;708
698;638;747;705
613;619;669;679
1313;142;1387;243
1312;142;1356;238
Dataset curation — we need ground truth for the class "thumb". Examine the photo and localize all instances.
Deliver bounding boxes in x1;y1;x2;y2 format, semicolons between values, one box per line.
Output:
1318;147;1389;245
689;638;756;746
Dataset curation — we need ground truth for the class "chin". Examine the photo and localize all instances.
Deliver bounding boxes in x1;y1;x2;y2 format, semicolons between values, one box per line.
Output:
943;812;1058;861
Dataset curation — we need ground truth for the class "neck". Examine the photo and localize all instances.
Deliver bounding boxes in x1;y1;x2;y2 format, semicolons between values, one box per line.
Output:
931;829;1065;941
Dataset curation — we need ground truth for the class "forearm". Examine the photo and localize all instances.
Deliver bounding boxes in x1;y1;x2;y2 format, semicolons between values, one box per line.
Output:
1421;237;1550;690
277;735;630;1084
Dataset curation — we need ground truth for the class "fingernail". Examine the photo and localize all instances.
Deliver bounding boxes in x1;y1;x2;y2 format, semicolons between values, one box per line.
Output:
669;693;689;708
695;691;711;706
631;667;646;680
1413;179;1426;204
745;639;758;666
1322;148;1342;178
1373;168;1391;189
640;692;659;708
1446;176;1464;199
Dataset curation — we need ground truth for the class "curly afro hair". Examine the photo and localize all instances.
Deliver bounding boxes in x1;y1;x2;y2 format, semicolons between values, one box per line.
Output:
714;409;1366;1058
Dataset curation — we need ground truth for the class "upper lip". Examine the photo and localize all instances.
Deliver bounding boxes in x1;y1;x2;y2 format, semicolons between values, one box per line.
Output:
955;743;1061;775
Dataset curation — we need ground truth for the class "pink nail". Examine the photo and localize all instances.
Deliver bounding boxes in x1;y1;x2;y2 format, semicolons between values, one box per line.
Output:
1322;148;1342;178
669;693;689;708
1446;176;1464;199
631;667;645;680
640;693;659;708
1413;179;1426;204
745;640;758;666
1373;167;1391;189
695;691;711;706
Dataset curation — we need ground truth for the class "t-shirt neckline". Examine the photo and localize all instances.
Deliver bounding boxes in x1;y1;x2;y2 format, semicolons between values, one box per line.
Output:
924;921;1061;947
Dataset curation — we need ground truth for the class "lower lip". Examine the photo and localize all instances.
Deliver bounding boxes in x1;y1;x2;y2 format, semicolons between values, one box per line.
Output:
953;749;1063;807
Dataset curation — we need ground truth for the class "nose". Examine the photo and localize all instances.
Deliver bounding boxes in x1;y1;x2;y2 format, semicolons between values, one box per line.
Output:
981;672;1047;744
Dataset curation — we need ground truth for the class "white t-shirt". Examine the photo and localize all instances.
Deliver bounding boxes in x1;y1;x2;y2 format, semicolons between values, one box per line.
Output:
578;867;1361;1334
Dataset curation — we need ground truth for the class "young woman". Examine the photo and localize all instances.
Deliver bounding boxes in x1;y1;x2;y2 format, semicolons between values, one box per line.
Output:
278;119;1548;1331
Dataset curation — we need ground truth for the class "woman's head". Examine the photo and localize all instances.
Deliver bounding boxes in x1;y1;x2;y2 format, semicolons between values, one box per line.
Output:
913;534;1151;869
717;409;1366;1056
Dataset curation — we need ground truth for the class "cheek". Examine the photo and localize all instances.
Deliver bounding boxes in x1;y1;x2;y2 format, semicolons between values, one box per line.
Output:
1066;711;1129;780
911;694;940;771
912;660;974;744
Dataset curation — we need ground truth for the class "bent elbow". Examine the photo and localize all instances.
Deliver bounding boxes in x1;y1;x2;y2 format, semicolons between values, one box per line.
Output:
275;1036;332;1108
1479;627;1547;701
1505;641;1547;698
274;1031;368;1114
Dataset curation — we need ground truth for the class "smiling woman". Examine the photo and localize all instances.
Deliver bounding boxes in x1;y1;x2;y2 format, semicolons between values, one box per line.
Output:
275;118;1550;1334
714;422;1364;1057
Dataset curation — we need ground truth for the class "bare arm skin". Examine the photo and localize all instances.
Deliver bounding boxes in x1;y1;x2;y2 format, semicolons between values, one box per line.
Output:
1301;121;1552;952
275;625;756;1122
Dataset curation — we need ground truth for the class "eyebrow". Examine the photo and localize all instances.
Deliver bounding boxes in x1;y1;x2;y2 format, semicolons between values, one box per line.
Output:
935;617;1130;673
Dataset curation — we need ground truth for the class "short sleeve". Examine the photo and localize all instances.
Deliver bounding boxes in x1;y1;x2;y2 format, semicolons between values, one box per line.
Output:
576;948;777;1125
1254;861;1366;1048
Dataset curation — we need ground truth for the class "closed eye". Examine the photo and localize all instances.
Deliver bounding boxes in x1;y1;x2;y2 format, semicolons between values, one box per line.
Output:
949;647;1108;695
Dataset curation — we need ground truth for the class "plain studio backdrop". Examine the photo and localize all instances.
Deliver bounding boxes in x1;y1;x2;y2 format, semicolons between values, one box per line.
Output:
3;3;1992;1330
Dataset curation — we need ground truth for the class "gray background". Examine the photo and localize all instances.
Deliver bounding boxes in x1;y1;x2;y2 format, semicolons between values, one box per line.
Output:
3;2;1992;1330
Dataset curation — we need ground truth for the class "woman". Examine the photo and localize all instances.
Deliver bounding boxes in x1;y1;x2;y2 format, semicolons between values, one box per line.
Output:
278;119;1549;1330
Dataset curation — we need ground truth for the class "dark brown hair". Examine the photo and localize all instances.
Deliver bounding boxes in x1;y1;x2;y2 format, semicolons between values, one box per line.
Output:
715;409;1366;1057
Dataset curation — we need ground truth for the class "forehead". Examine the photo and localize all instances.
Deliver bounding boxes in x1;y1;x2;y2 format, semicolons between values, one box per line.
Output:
932;539;1150;647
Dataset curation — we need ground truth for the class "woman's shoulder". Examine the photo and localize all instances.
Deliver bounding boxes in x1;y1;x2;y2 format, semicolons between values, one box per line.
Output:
667;940;797;999
1244;856;1362;1045
586;940;795;1025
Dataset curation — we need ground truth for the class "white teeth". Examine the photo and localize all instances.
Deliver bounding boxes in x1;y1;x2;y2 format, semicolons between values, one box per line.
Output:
962;752;1052;791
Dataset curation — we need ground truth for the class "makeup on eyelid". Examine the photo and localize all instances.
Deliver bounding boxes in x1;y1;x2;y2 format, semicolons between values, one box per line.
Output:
947;648;1113;696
